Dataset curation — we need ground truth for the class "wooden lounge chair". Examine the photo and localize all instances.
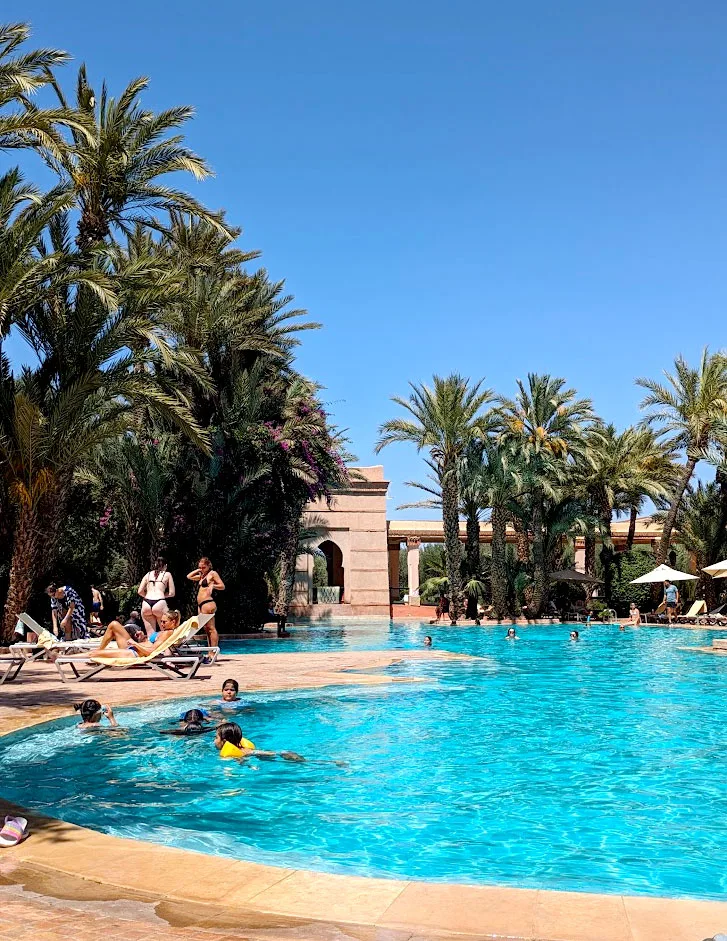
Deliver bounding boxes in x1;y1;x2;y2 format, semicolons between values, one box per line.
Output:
0;654;26;685
10;613;100;661
54;615;213;683
676;600;707;624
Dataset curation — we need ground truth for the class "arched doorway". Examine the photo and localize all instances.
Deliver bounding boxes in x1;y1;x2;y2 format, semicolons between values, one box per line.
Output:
318;539;345;602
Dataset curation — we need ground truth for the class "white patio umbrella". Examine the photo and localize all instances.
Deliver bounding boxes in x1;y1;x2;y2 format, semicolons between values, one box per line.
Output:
703;560;727;579
630;563;698;584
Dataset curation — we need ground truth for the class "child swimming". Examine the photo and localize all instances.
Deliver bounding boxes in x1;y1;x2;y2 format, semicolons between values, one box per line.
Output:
73;699;120;731
215;721;256;757
214;721;304;762
160;708;214;736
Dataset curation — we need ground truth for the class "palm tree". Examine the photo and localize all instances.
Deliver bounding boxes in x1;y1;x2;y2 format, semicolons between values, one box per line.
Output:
79;433;178;584
637;349;727;563
45;67;228;251
573;424;675;595
479;440;524;620
618;427;678;550
496;374;596;616
0;22;89;155
0;168;112;337
660;482;722;611
0;230;207;641
376;374;492;623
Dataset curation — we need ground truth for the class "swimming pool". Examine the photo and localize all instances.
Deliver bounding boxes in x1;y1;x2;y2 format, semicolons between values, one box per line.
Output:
2;622;727;900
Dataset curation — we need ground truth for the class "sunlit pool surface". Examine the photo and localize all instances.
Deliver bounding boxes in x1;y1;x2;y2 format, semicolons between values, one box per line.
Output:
2;621;727;900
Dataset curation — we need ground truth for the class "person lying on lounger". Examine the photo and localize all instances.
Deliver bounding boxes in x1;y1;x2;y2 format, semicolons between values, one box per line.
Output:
91;609;182;659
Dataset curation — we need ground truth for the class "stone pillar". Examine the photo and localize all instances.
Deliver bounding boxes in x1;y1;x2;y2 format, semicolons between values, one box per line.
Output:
574;541;585;573
388;545;401;603
407;537;421;605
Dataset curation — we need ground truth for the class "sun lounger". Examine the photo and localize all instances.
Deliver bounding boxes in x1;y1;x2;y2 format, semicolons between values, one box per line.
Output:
0;654;26;685
697;604;727;626
174;613;219;662
676;600;707;624
10;613;100;660
54;615;214;683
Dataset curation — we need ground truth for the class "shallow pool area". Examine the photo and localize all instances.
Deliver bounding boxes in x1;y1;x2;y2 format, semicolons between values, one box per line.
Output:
2;622;727;900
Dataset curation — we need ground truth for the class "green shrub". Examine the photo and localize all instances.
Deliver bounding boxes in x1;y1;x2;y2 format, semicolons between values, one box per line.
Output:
610;549;657;616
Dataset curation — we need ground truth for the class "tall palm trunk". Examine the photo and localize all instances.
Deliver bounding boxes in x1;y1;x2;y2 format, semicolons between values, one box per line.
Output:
599;501;615;606
530;494;547;617
2;503;43;642
513;516;530;563
491;504;508;620
126;518;148;586
657;456;697;563
274;513;301;635
584;535;596;576
626;505;638;551
583;534;596;601
711;467;727;565
465;510;480;579
441;460;464;623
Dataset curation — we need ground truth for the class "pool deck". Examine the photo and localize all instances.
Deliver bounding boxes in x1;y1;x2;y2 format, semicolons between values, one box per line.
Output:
1;648;726;941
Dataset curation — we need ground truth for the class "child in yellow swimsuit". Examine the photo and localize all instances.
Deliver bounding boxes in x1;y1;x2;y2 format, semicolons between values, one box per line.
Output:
215;721;255;758
214;721;304;762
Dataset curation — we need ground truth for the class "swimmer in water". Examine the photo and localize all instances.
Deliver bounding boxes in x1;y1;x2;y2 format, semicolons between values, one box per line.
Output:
214;721;304;762
73;699;120;731
505;627;519;640
221;679;240;702
160;708;213;736
570;630;579;640
424;635;432;647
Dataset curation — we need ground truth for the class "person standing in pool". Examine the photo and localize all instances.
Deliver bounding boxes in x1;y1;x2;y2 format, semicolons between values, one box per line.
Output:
187;557;224;647
138;556;175;638
505;627;519;640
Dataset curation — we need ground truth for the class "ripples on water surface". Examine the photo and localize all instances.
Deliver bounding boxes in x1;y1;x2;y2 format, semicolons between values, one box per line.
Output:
1;621;726;899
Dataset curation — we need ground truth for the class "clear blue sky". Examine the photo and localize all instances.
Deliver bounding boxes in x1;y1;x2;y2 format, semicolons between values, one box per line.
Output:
8;1;727;517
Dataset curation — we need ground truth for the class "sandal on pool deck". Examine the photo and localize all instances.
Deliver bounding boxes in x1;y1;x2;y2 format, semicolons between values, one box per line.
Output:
0;816;27;846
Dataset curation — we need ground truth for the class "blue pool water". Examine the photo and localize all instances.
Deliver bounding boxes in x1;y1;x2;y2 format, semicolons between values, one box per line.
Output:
2;621;727;900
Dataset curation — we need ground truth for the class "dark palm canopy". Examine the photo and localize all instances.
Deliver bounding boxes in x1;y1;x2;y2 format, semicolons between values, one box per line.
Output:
0;22;349;639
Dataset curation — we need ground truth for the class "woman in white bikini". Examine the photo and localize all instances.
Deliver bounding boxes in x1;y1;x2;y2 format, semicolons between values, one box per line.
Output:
187;556;224;647
138;556;175;638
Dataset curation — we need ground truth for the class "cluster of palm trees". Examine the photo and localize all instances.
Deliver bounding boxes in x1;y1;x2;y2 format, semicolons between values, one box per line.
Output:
378;352;727;622
0;23;348;639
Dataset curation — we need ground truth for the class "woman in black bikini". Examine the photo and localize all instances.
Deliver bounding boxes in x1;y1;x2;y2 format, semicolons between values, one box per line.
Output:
187;556;224;647
138;556;175;639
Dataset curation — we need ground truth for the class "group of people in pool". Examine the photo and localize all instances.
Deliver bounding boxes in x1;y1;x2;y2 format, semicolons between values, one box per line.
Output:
72;678;304;762
501;627;581;640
